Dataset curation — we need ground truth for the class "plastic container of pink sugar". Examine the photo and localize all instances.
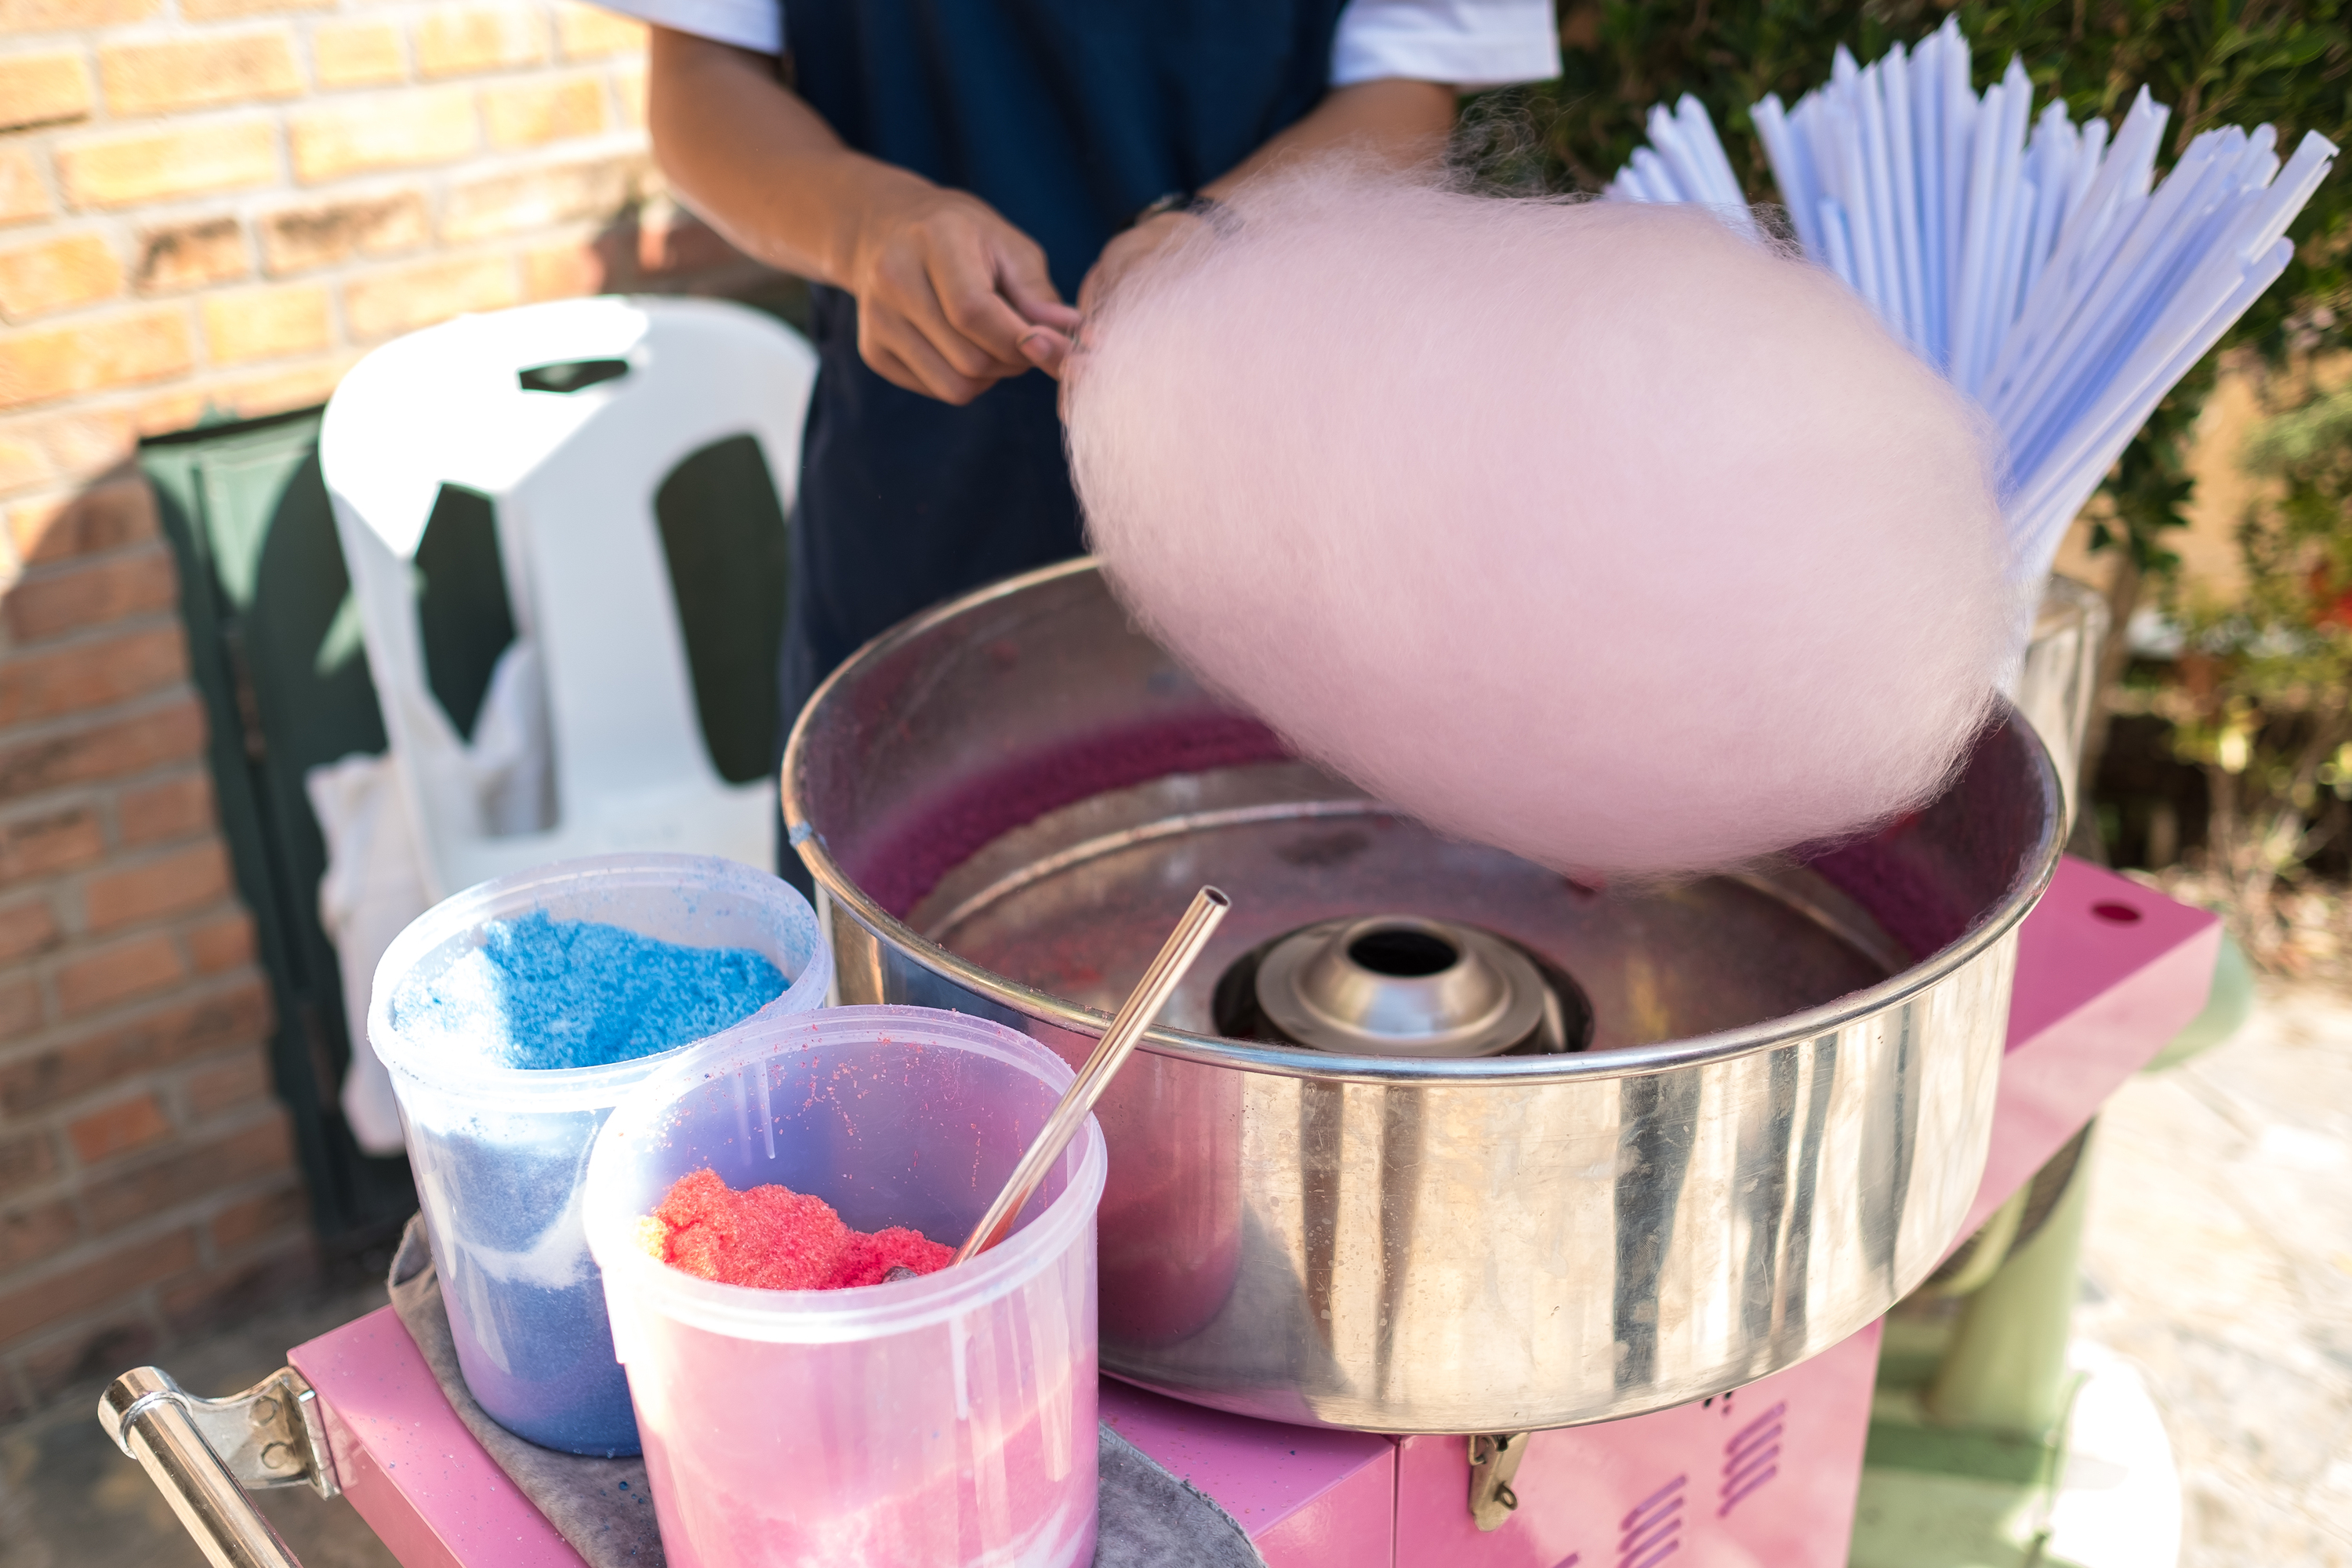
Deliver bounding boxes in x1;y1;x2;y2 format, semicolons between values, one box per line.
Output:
583;1005;1105;1568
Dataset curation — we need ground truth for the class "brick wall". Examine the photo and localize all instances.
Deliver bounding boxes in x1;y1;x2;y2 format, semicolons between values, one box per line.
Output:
0;0;784;1416
0;470;300;1419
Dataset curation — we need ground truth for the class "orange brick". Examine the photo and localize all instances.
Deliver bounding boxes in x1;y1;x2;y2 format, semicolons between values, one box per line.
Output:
444;154;634;242
289;87;474;183
81;841;230;933
206;1183;304;1253
132;386;223;438
0;1197;78;1271
0;977;269;1115
185;907;253;972
198;282;329;364
67;1091;171;1163
0;695;207;800
0;147;46;226
82;1112;291;1232
521;235;605;301
55;931;186;1017
0;1130;60;1200
130;383;219;430
197;356;348;420
124;387;203;437
26;406;134;476
312;19;404;89
481;74;605;149
0;307;193;413
343;252;515;340
0;804;101;878
116;770;212;845
179;0;329;19
256;189;426;275
0;52;89;132
1;544;177;641
0;895;60;962
0;0;158;31
0;974;40;1034
133;217;247;294
185;1047;267;1118
129;387;209;437
130;397;210;437
553;0;644;60
0;1228;194;1345
55;122;278;212
612;60;644;129
0;627;183;731
0;231;120;320
100;33;299;117
412;4;542;77
0;429;47;489
8;471;156;563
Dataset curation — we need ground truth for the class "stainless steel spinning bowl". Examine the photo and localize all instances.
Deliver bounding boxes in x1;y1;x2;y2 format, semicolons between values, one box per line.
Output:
783;560;2060;1433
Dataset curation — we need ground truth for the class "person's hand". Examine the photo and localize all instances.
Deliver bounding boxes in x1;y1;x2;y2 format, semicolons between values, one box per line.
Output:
840;173;1080;402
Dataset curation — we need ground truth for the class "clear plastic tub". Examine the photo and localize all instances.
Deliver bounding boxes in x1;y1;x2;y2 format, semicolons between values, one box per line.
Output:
583;1005;1105;1568
371;853;829;1457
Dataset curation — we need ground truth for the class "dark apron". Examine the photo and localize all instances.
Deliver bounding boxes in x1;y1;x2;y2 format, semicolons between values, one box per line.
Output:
775;0;1348;875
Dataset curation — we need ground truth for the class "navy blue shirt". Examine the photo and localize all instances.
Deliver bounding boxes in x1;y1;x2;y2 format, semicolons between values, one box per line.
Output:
775;0;1352;739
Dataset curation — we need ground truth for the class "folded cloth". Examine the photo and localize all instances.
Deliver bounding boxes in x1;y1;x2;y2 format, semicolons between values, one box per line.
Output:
387;1216;1265;1568
389;1218;661;1564
1094;1421;1267;1568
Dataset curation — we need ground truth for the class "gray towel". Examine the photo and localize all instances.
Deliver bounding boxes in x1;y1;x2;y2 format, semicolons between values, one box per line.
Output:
387;1217;1262;1567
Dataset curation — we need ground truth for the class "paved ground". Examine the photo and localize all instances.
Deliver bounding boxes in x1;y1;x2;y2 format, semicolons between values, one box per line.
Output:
0;1275;397;1568
2;982;2345;1567
2078;978;2352;1567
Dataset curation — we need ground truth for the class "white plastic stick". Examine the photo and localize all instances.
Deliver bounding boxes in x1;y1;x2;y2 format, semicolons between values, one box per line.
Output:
1599;27;2329;581
1908;34;1948;363
1883;47;1930;356
1950;78;2006;391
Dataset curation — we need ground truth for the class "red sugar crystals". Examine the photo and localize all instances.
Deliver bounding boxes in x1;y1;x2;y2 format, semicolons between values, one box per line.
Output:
638;1167;953;1290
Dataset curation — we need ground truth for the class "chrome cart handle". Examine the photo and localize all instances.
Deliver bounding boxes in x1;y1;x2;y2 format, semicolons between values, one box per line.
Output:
98;1365;339;1568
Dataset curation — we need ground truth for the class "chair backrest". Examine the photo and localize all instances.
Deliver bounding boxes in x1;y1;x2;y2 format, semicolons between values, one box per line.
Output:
321;296;816;896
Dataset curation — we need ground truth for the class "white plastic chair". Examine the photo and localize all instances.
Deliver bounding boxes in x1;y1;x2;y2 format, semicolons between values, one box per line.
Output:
321;296;815;902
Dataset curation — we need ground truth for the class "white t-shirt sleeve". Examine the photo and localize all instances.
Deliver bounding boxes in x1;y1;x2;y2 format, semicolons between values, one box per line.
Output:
1330;0;1561;91
586;0;779;56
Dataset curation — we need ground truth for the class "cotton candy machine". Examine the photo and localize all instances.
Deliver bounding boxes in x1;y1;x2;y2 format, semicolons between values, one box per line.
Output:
782;559;2060;1434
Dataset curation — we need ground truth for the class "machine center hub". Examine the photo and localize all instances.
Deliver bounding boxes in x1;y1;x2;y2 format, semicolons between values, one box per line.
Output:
1214;914;1592;1058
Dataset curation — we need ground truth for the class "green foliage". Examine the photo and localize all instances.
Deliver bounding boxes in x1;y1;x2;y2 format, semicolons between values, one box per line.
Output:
2090;367;2210;576
2159;374;2352;956
1519;0;2351;572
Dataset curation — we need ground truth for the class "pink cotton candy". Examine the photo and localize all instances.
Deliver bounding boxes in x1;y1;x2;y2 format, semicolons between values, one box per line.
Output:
1066;165;2018;880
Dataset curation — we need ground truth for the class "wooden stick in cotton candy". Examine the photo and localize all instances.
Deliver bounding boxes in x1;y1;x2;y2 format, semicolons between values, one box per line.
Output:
1065;164;2020;881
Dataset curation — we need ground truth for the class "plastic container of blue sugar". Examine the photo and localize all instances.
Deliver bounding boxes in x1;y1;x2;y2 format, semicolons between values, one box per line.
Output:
370;852;831;1457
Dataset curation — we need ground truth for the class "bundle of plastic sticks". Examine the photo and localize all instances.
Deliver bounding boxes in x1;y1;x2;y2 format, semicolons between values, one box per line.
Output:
1605;17;2336;583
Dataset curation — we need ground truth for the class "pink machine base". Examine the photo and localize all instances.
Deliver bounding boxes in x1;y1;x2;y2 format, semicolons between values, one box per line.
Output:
289;858;2218;1567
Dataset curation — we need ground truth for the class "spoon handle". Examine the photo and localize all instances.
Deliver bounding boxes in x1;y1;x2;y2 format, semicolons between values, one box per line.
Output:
953;886;1231;1265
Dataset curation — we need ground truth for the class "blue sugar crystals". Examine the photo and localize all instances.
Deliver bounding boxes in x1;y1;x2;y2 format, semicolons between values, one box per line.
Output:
390;910;786;1457
390;909;786;1069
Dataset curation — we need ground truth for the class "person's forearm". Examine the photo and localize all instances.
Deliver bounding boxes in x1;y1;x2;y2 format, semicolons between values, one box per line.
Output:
646;27;925;287
1201;78;1457;200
